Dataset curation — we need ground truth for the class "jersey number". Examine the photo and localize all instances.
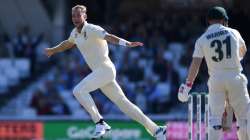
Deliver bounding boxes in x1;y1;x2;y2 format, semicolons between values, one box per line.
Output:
210;36;231;62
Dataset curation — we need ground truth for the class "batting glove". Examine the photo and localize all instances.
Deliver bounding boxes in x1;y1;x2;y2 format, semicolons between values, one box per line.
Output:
178;81;193;102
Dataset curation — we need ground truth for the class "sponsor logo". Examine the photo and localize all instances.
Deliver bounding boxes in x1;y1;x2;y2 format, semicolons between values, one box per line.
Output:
0;121;43;139
67;126;141;139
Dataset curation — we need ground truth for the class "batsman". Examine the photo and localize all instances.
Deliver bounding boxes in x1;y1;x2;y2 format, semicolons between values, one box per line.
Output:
178;6;250;140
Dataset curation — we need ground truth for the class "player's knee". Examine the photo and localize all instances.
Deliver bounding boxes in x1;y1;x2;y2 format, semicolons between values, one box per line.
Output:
72;86;81;96
73;84;91;96
73;85;86;96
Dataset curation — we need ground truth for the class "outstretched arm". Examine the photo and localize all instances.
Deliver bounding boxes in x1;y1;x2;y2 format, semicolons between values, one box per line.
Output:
45;40;75;57
104;33;143;47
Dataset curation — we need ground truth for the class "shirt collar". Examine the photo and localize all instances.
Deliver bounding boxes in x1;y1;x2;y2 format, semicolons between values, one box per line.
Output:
80;21;88;33
207;23;224;31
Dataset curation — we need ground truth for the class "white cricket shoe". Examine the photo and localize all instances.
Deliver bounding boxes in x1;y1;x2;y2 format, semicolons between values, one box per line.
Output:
154;126;167;140
92;121;111;139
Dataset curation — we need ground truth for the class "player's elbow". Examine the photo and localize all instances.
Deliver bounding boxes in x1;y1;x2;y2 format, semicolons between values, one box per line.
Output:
104;33;119;44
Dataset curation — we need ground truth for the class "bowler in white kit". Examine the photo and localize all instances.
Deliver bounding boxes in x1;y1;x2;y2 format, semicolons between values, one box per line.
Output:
178;6;250;140
45;5;166;140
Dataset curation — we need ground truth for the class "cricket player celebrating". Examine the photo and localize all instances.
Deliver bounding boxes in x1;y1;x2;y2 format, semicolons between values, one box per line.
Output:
45;5;166;140
177;6;250;140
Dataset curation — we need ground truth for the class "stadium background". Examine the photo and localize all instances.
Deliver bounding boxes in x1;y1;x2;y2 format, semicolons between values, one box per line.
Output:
0;0;249;139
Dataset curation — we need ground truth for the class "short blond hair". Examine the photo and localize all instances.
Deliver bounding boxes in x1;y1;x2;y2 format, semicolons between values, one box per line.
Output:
72;5;87;13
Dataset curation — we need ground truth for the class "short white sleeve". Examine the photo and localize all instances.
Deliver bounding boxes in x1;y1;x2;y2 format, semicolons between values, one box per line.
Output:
239;35;245;47
68;29;76;43
192;38;204;58
234;29;245;48
88;25;107;39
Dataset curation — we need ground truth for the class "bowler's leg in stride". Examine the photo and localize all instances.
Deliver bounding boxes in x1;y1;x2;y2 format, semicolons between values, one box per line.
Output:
45;4;167;140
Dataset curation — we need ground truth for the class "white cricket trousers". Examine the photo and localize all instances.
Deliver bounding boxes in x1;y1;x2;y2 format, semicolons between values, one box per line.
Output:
208;71;250;140
72;63;158;135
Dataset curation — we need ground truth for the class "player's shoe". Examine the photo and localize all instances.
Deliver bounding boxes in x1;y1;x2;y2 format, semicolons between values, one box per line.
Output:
154;126;167;140
92;121;111;139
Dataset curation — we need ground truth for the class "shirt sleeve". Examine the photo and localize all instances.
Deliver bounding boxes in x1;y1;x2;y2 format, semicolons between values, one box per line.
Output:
68;29;76;43
192;38;204;58
89;25;107;39
235;30;245;48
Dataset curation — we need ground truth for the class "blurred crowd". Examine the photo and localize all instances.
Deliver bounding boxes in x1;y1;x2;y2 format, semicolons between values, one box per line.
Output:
30;79;70;115
2;26;50;73
2;8;250;116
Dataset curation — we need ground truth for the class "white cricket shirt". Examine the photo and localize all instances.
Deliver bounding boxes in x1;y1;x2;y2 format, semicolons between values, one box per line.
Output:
68;21;112;70
193;24;245;75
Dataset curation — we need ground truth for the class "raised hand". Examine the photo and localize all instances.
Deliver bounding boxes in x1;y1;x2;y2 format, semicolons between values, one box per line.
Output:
44;48;55;57
127;42;144;47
